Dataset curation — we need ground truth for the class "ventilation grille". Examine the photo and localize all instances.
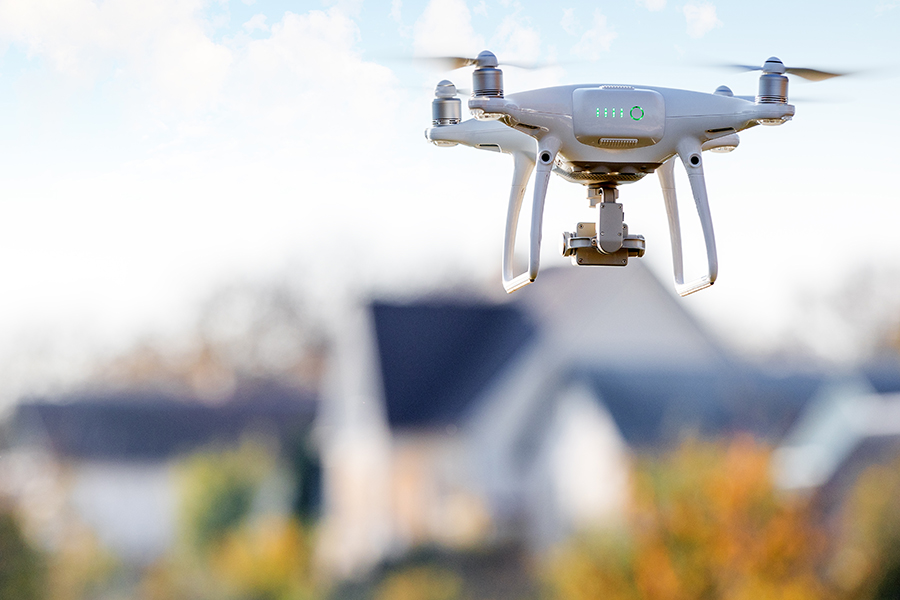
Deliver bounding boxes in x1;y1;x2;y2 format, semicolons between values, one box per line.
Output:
553;168;647;184
598;138;639;148
600;85;635;90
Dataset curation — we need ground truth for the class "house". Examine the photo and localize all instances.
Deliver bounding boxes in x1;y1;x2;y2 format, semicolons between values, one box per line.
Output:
772;362;900;511
316;263;831;578
0;380;317;564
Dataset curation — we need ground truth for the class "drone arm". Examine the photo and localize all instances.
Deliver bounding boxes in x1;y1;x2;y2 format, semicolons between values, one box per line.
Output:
658;139;718;297
502;136;560;293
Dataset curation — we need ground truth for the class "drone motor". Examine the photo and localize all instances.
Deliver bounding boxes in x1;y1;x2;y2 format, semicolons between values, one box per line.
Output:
432;80;462;127
472;50;504;98
757;57;789;105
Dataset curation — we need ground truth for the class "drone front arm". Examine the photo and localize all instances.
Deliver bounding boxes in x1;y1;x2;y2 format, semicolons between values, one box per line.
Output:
502;136;561;293
658;139;719;297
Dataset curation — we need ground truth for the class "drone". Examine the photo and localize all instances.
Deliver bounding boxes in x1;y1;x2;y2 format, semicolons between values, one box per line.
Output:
425;51;844;296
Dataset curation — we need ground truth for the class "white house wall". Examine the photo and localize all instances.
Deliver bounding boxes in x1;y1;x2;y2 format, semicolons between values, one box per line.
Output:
317;299;393;578
541;383;630;544
69;461;177;563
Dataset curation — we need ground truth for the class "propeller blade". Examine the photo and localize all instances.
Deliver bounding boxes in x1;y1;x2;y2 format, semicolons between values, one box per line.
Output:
414;54;542;71
726;64;763;72
416;56;479;70
722;60;853;82
784;67;847;81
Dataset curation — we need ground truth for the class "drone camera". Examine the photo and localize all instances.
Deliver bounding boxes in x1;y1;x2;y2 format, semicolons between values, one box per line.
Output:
561;187;645;267
561;222;645;267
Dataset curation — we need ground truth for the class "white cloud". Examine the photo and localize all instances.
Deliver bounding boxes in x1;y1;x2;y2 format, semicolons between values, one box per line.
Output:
413;0;484;58
243;14;269;33
571;9;617;59
226;8;399;146
637;0;667;10
321;0;364;18
391;0;402;22
560;8;576;35
683;1;722;38
473;0;488;16
241;0;256;5
0;0;232;111
491;14;541;65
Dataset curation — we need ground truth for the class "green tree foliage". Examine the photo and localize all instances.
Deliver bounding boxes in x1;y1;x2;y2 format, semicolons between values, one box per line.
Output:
373;566;463;600
142;439;321;600
544;437;831;600
0;509;43;600
178;440;274;552
832;452;900;600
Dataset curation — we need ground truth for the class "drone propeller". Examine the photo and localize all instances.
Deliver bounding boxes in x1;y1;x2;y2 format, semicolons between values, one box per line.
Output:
727;57;850;81
433;80;471;97
415;50;539;71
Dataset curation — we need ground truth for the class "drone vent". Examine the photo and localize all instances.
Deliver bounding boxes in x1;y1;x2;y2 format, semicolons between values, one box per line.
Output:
599;138;639;148
600;85;634;90
553;168;647;184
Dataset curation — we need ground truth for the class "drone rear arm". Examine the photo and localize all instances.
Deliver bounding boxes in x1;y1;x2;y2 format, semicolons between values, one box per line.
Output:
658;139;719;297
502;137;561;293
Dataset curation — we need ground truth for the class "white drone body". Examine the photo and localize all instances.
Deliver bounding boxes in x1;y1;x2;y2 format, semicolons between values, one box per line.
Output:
425;51;812;296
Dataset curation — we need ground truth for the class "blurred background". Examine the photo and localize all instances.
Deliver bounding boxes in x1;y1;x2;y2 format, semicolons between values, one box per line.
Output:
0;0;899;598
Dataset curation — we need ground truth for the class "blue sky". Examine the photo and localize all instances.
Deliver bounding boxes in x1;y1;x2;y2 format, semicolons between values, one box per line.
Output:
0;0;897;398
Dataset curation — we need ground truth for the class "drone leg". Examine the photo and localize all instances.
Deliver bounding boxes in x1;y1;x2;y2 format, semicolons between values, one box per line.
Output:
502;136;560;293
658;158;686;287
501;152;536;292
663;140;719;296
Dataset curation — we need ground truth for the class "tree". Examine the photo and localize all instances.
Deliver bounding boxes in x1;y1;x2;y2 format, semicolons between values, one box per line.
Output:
94;277;327;398
140;439;322;600
0;508;43;600
831;451;900;600
544;437;832;600
373;566;463;600
178;440;273;552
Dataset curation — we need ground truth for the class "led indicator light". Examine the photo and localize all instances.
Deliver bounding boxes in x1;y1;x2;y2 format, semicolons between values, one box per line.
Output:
598;107;645;119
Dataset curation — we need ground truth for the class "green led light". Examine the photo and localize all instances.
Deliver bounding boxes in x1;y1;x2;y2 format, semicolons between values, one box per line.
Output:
599;107;646;119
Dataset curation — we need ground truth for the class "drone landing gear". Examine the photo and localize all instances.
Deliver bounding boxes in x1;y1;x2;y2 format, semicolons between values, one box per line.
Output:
561;186;645;266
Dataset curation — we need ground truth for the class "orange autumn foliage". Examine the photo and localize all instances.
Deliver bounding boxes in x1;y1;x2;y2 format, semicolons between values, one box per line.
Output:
545;437;832;600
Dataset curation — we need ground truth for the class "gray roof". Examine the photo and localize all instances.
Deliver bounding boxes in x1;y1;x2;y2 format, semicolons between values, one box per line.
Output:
372;300;536;429
7;380;316;461
576;366;824;447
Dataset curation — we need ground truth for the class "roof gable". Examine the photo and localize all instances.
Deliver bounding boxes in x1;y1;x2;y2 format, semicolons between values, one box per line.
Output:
372;301;536;429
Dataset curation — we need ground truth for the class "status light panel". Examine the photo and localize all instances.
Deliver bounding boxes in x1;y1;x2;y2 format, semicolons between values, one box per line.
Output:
595;107;645;120
572;87;665;148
